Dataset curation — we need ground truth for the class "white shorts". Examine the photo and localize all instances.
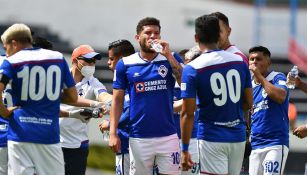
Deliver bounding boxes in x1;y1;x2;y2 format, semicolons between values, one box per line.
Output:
8;141;64;175
249;145;289;175
116;153;130;175
0;147;8;175
129;134;180;175
198;140;245;175
180;138;199;175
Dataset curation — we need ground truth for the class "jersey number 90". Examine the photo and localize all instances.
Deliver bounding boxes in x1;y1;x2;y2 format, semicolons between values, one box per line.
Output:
210;69;241;106
17;65;61;101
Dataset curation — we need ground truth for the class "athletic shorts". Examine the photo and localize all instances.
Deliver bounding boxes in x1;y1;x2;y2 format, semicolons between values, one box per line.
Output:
249;145;289;175
198;140;245;175
116;153;130;175
0;147;7;175
8;141;64;175
129;134;180;175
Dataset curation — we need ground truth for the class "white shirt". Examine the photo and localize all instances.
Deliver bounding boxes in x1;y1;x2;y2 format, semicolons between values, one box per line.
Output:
60;76;107;148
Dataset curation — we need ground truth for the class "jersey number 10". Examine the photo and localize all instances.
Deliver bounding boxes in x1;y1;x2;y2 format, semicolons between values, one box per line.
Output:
17;65;61;101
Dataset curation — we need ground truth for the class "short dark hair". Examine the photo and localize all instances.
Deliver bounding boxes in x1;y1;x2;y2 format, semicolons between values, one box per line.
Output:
32;36;53;49
195;15;220;44
210;12;229;26
108;39;135;57
136;17;161;34
249;45;271;58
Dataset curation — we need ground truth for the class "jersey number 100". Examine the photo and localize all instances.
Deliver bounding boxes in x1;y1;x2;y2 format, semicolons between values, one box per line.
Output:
210;69;241;106
17;65;61;101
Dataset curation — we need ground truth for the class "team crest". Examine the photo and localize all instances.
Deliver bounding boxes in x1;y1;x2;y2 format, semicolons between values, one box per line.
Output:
158;65;168;78
135;82;145;93
262;89;267;98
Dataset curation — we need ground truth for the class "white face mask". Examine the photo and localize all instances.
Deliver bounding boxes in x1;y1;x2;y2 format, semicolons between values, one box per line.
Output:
80;66;95;78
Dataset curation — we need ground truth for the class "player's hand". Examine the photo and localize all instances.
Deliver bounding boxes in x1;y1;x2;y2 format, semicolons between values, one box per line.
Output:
151;39;171;56
181;151;193;171
109;132;121;153
287;73;301;87
68;109;90;123
293;125;307;139
3;106;19;118
249;64;261;79
99;120;110;133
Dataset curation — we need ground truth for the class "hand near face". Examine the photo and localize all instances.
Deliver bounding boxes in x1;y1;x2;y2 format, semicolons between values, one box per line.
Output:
293;125;307;139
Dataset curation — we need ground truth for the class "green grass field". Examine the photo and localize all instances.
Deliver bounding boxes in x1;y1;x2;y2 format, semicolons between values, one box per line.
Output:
87;144;116;172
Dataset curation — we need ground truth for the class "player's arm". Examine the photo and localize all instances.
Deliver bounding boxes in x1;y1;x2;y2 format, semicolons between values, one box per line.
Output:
258;77;287;104
295;76;307;94
180;98;196;170
0;82;12;118
159;40;183;84
243;88;253;111
109;89;125;153
60;87;78;104
0;73;17;118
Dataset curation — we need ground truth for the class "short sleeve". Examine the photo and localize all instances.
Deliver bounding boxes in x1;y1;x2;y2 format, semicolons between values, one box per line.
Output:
244;63;252;89
62;58;75;89
91;78;107;99
113;59;128;90
0;59;13;79
181;65;197;98
273;73;288;91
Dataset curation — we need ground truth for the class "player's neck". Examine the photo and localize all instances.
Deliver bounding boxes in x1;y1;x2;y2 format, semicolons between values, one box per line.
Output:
139;51;158;61
201;43;218;52
220;40;231;50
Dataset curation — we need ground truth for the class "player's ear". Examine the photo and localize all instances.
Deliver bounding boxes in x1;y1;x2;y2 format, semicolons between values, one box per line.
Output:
228;27;232;36
135;34;140;41
194;34;199;43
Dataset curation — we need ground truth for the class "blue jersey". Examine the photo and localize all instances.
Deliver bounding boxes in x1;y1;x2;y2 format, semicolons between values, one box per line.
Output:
0;85;13;147
0;48;75;144
117;92;130;154
113;52;182;138
250;71;289;149
181;50;251;142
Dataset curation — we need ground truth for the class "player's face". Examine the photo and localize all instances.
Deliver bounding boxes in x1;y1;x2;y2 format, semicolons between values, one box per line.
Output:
108;48;120;71
3;41;15;57
249;52;270;75
136;25;161;53
218;20;230;49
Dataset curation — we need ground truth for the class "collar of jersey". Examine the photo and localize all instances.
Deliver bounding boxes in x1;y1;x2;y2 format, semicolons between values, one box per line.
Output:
22;47;40;51
138;52;159;62
203;49;222;54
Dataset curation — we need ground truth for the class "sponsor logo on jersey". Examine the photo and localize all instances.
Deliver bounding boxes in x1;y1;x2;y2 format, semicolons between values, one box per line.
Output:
135;82;145;93
135;80;167;93
158;65;168;78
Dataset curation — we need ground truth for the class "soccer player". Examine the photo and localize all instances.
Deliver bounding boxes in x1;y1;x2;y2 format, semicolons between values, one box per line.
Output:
248;46;289;175
60;44;112;175
210;12;249;65
0;54;11;175
180;15;253;175
99;39;135;175
0;23;78;175
109;17;183;175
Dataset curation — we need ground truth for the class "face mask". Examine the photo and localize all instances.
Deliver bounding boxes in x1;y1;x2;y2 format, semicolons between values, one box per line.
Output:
80;65;95;78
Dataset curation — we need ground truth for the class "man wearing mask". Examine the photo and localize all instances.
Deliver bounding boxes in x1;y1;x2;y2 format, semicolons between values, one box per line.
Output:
60;45;112;175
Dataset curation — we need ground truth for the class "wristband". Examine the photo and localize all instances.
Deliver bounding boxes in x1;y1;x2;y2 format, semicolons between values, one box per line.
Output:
181;143;189;151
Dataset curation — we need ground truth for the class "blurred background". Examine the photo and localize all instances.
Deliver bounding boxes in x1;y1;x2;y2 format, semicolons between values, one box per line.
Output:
1;0;307;174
